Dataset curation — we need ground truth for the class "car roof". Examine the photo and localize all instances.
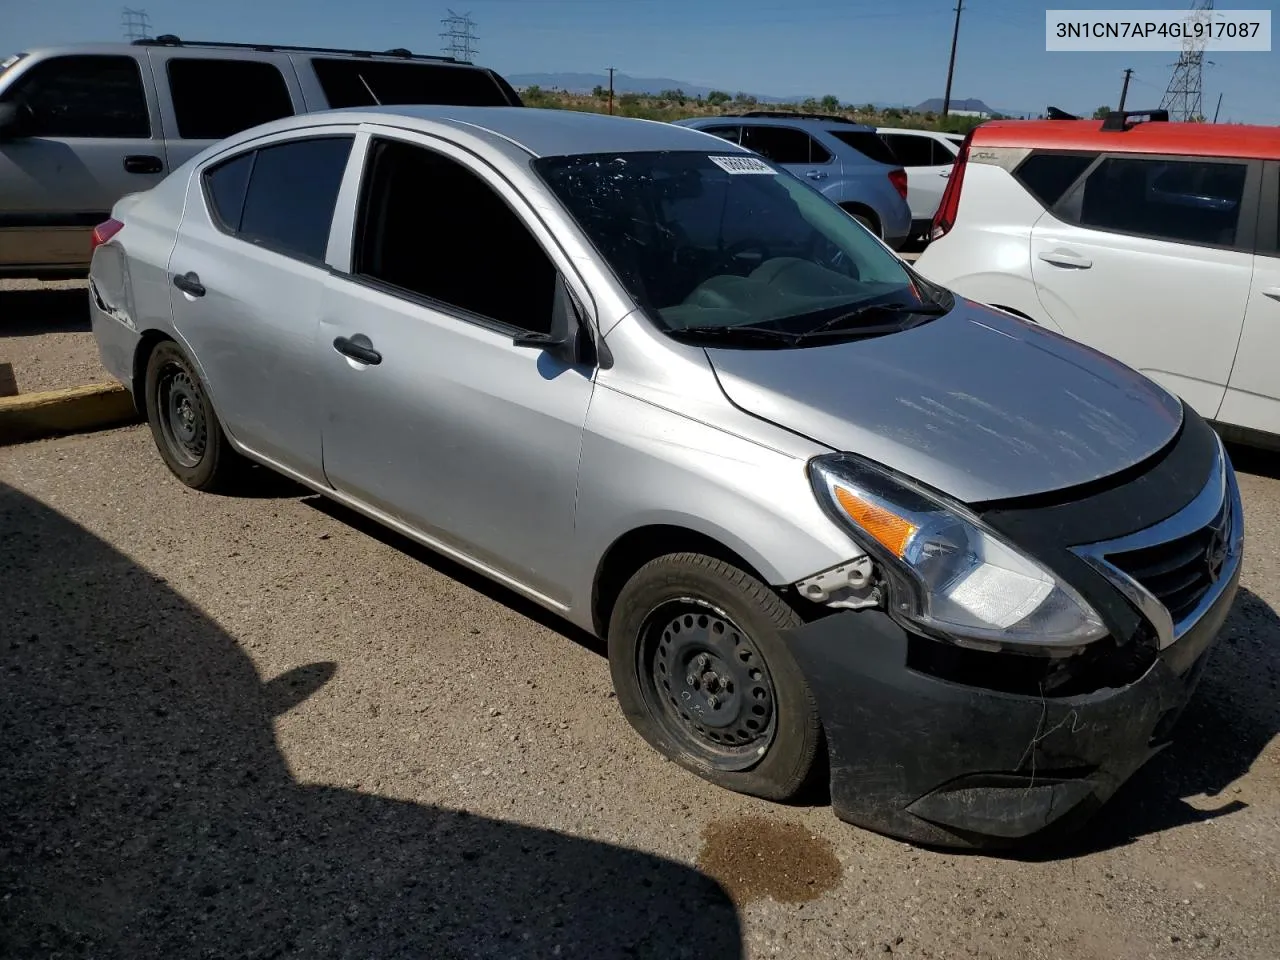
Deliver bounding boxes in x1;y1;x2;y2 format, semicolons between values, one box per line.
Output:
973;118;1280;161
258;106;747;158
11;39;480;68
681;114;876;133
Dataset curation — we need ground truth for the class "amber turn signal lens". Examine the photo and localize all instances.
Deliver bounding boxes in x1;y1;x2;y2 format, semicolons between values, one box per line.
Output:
833;486;919;558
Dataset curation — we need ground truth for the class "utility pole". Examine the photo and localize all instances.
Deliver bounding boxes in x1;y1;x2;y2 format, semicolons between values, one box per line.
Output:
942;2;965;118
1118;68;1134;111
1212;91;1223;123
607;66;616;115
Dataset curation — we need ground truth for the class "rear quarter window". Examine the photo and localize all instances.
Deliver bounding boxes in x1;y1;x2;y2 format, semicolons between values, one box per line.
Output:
310;58;512;108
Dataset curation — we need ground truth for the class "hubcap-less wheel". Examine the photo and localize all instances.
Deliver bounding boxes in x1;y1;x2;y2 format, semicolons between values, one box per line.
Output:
639;599;778;771
156;364;207;468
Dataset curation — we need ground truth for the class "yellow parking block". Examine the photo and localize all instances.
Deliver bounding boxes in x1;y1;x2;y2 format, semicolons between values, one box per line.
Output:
0;382;141;446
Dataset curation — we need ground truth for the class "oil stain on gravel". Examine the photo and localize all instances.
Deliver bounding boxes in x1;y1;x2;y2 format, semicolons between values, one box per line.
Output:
697;816;843;905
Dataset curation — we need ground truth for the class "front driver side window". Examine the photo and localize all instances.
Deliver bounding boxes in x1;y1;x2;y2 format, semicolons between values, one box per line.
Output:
2;55;150;138
352;137;558;335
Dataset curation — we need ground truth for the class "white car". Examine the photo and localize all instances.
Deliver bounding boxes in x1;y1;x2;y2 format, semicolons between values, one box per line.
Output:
914;111;1280;446
875;127;964;240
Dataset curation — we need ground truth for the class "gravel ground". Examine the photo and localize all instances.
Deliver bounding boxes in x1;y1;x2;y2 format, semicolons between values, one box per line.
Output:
0;279;107;396
1;425;1278;959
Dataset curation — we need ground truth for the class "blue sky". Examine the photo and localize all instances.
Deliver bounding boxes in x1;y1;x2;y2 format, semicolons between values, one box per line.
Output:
7;0;1278;122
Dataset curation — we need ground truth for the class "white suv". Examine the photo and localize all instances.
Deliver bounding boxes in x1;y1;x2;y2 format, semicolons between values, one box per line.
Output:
875;127;964;241
914;110;1280;446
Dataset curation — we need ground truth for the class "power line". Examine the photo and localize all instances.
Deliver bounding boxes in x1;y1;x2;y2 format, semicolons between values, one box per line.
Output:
120;7;151;42
440;9;478;63
1160;0;1214;122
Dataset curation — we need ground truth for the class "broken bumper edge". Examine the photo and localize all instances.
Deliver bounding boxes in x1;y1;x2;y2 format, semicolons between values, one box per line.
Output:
783;562;1239;850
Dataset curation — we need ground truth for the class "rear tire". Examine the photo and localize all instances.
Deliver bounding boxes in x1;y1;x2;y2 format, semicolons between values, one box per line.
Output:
607;552;822;802
841;205;882;239
143;341;244;492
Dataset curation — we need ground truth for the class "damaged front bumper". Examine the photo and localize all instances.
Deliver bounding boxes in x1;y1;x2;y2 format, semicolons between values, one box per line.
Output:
783;555;1240;849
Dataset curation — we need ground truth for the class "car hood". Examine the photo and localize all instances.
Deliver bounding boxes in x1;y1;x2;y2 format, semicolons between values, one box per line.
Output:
705;302;1184;504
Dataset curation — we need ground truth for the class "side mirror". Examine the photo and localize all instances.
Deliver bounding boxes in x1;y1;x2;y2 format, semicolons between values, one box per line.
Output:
0;101;26;139
512;275;602;367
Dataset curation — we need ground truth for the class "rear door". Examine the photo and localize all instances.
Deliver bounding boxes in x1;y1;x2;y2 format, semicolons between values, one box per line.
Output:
1029;152;1259;420
145;50;302;172
880;132;954;223
740;124;841;200
166;129;356;481
1219;160;1280;435
0;52;165;271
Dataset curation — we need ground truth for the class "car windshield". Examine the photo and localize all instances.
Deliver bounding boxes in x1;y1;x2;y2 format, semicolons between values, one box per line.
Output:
533;150;944;338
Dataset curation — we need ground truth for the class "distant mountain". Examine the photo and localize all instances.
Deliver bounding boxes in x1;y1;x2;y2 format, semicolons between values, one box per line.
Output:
505;72;796;103
913;97;998;115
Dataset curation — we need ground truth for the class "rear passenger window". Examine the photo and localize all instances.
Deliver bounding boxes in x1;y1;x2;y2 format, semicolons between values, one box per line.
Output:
167;58;294;139
2;54;149;138
700;126;741;144
1014;153;1095;208
310;59;511;108
1064;156;1248;248
826;129;899;166
352;138;557;334
741;126;829;164
221;136;353;262
882;133;934;167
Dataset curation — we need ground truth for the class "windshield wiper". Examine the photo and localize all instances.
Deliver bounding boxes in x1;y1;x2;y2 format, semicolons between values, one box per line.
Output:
664;324;801;347
798;301;950;341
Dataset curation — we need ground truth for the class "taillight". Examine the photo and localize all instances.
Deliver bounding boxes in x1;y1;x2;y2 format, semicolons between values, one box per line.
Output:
930;132;972;241
889;168;908;201
90;218;124;253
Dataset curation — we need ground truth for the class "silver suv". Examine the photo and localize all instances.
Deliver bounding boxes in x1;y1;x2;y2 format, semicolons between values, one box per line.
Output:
0;36;520;279
676;112;913;249
89;106;1241;849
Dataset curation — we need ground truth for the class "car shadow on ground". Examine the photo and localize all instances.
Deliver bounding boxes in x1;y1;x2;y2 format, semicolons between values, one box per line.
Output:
0;482;744;959
0;288;90;336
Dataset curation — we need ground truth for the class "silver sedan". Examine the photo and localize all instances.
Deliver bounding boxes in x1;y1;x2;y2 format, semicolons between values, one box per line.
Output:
89;106;1242;849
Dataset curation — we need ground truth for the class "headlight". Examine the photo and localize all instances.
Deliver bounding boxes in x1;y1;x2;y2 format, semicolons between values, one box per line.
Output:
809;453;1107;652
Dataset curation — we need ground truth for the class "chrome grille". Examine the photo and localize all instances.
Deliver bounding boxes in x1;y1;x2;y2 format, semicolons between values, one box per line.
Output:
1104;498;1230;624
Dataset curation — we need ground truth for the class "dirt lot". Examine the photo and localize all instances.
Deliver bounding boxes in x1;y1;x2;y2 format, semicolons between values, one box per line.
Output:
1;424;1277;960
0;278;105;396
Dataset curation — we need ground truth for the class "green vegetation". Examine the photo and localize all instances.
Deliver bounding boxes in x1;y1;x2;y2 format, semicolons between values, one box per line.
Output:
515;86;1005;134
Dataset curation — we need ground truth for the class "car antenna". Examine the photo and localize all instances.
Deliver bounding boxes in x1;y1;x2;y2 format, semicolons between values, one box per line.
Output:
358;74;382;105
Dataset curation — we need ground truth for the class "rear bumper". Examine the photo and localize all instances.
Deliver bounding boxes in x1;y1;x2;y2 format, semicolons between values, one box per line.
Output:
784;558;1239;849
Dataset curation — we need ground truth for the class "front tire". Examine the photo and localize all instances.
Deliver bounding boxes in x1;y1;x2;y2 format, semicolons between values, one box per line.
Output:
607;553;822;802
143;341;243;492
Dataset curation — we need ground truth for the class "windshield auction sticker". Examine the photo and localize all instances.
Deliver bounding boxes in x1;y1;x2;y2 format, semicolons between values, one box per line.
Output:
709;155;776;175
1046;9;1271;51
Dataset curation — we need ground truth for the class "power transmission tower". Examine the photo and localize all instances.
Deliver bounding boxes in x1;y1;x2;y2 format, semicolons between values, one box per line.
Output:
1160;0;1214;121
941;2;964;117
440;10;478;63
121;7;151;42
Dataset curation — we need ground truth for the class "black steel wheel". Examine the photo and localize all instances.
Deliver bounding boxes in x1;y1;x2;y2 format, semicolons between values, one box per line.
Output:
639;599;778;772
608;552;823;802
143;340;244;492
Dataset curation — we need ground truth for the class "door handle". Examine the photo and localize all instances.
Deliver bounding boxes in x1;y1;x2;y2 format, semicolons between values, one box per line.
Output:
1038;250;1093;269
333;335;382;366
806;170;828;181
123;154;163;175
1263;287;1280;302
172;271;205;297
